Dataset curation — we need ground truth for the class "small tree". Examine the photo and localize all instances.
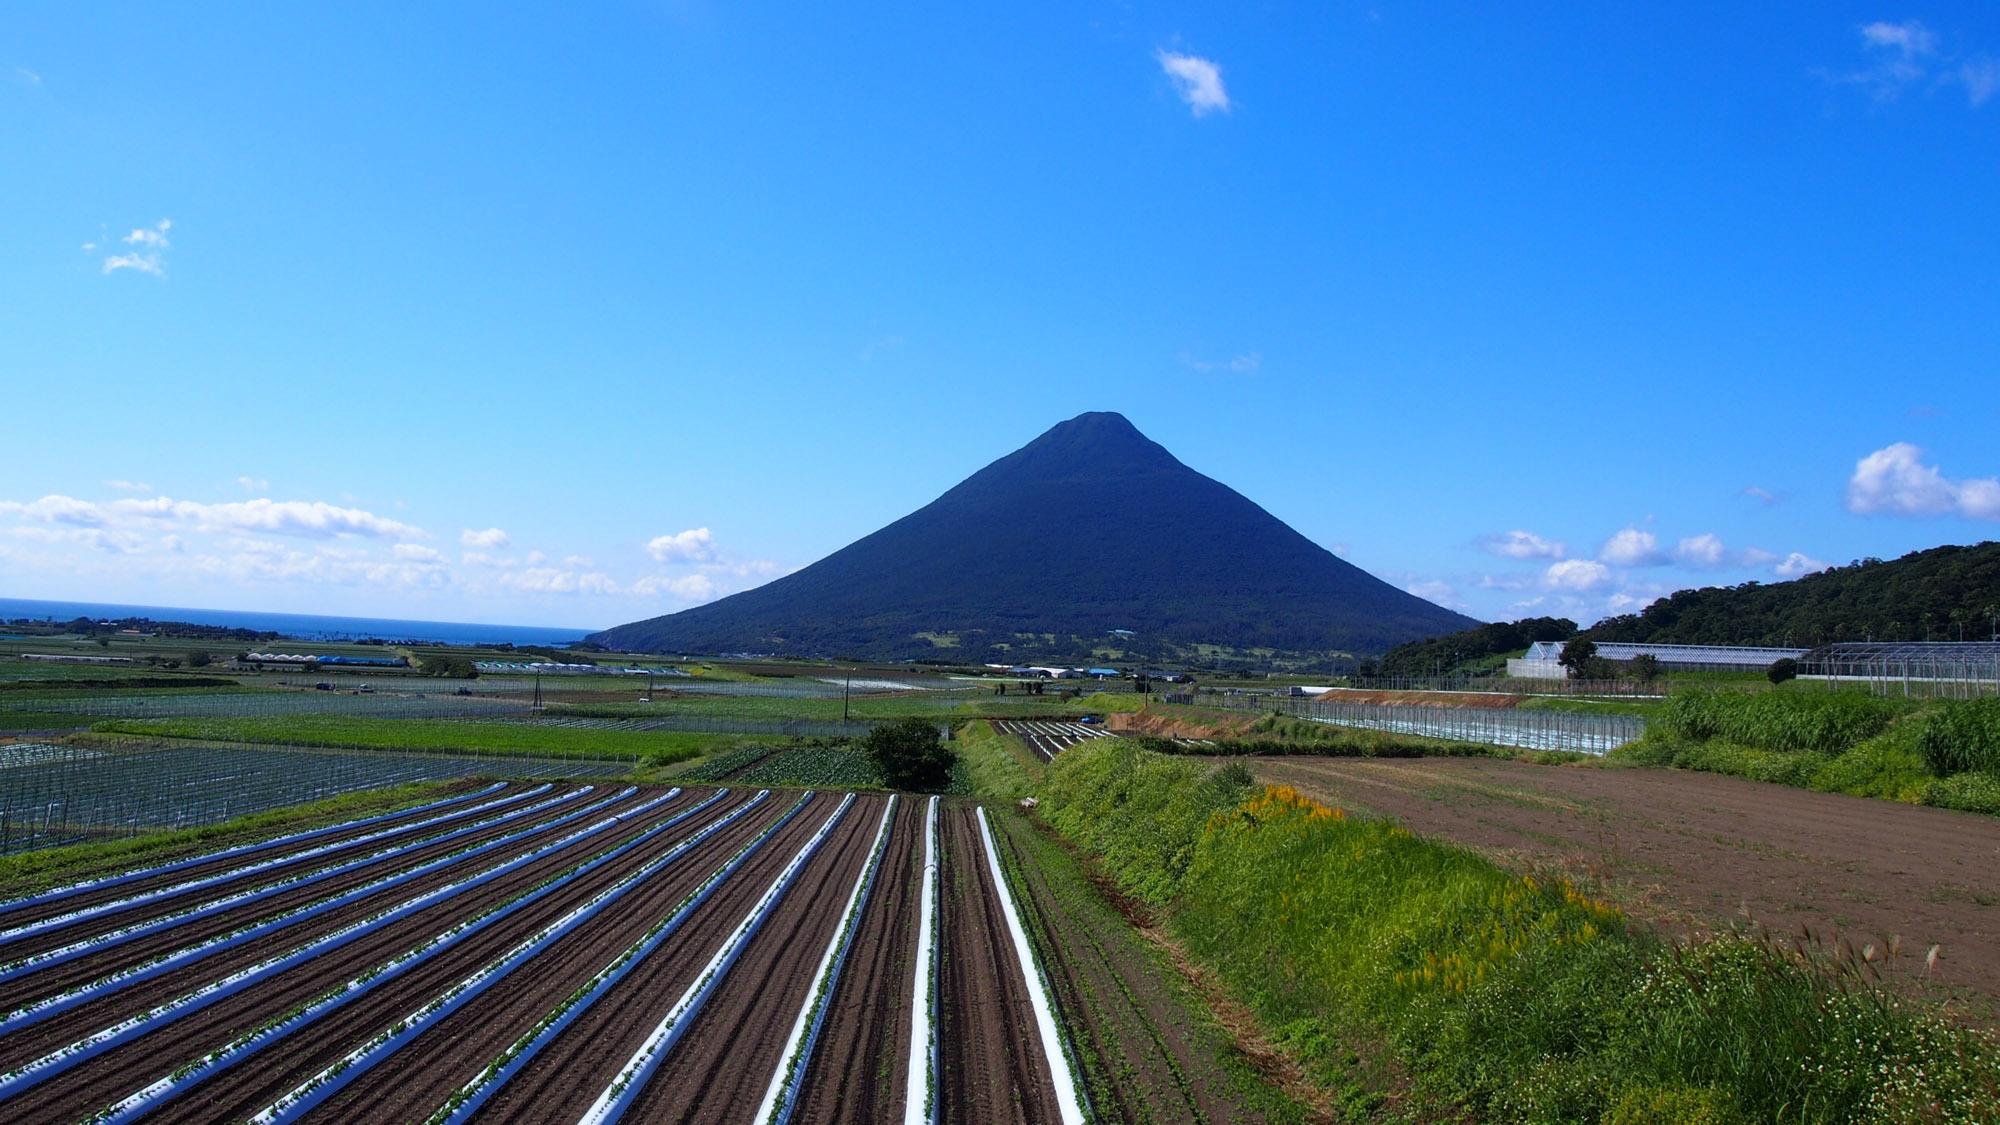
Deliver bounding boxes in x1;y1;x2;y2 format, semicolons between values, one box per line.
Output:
1627;653;1660;682
863;717;955;792
1767;657;1798;685
1558;638;1599;679
185;650;212;668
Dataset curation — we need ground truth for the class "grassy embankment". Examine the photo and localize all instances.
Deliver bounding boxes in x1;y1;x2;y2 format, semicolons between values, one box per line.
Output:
0;778;473;899
1613;690;2000;814
1035;738;2000;1124
87;715;730;772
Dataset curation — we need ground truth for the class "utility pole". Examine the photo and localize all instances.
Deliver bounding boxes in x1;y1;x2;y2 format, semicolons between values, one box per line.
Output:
843;667;852;722
533;671;542;711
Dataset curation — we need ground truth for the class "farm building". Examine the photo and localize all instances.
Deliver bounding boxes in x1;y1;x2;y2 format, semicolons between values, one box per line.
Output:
1507;640;1807;679
1798;641;2000;696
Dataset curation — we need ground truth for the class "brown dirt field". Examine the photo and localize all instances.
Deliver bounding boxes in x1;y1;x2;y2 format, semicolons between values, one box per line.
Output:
8;788;708;1124
1252;757;2000;1014
622;794;886;1123
0;786;661;1074
938;805;1064;1125
792;795;921;1124
991;809;1270;1125
0;783;605;1015
0;779;548;936
275;789;793;1125
454;792;845;1124
1107;709;1257;741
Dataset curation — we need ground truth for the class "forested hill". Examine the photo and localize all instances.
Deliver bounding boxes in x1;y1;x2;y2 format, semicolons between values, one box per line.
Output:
591;412;1476;663
1583;541;2000;646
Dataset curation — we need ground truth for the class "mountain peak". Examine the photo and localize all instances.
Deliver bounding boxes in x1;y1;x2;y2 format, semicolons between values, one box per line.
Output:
593;414;1475;663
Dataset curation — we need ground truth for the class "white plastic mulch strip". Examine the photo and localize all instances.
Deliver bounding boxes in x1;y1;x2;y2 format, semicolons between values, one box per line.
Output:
423;791;843;1125
902;795;940;1125
0;782;509;913
975;806;1088;1125
12;788;696;1116
752;794;900;1125
242;789;786;1125
577;791;858;1125
0;783;584;982
4;785;642;1030
0;781;557;951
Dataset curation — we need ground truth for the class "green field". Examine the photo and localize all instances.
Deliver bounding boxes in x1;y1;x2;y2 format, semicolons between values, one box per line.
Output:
89;715;731;768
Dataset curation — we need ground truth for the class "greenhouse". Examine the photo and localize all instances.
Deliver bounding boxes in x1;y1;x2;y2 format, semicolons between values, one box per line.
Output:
1797;641;2000;697
1508;640;1807;679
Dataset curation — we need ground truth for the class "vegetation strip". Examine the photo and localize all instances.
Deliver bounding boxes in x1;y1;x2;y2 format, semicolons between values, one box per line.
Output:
241;788;786;1125
3;785;645;1029
975;805;1090;1125
577;791;857;1125
422;790;841;1124
0;781;555;949
902;795;940;1125
0;782;504;911
0;786;671;1106
0;782;584;981
752;793;900;1125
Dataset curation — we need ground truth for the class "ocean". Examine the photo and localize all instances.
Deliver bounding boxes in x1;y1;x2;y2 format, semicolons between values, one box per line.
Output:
0;598;594;647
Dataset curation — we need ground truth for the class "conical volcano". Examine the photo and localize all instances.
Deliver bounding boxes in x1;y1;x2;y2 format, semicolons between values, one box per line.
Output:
591;412;1475;662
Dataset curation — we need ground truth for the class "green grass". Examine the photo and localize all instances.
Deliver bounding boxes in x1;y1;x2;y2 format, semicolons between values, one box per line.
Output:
548;688;1144;726
737;747;883;788
667;743;786;782
1037;739;2000;1123
0;779;470;899
89;715;719;767
952;718;1043;802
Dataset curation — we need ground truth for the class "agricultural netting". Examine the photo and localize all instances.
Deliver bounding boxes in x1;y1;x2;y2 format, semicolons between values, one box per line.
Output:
0;688;529;721
1220;695;1646;754
0;741;613;854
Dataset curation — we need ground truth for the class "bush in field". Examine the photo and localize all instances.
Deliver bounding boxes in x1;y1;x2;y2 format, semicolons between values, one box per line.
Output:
1657;690;1899;754
1918;697;2000;777
1766;657;1797;684
418;654;478;678
185;650;212;668
861;716;954;792
1923;772;2000;814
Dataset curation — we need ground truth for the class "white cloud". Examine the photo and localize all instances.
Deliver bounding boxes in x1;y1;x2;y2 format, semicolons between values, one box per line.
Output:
1963;58;2000;105
1674;533;1728;569
1845;442;1999;520
1545;559;1613;592
1477;573;1534;591
1179;350;1261;374
1740;486;1781;505
461;527;511;549
646;527;716;563
15;494;111;526
13;68;41;87
119;496;427;540
1775;552;1833;578
1157;49;1231;116
1845;21;1997;107
1478;530;1566;560
393;544;445;563
633;573;719;601
236;476;269;492
104;479;151;492
1404;579;1463;610
1599;527;1667;567
1861;20;1938;59
103;220;171;277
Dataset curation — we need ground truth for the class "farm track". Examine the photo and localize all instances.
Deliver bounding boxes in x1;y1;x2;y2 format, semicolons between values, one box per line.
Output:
278;788;796;1123
0;787;705;1123
938;805;1063;1125
0;781;517;931
452;793;860;1124
792;797;921;1124
0;785;594;1014
619;794;884;1123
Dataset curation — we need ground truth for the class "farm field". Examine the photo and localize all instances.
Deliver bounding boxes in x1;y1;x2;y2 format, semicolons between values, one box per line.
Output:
1250;755;2000;1013
0;779;1227;1124
989;720;1112;763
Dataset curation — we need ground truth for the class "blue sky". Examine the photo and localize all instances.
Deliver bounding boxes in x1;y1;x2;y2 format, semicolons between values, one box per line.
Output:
3;3;1997;631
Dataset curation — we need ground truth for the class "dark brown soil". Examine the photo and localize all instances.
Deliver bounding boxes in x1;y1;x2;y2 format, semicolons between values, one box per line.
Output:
455;791;848;1124
991;809;1271;1125
0;783;611;1015
620;793;884;1123
3;787;710;1123
792;796;922;1124
1254;756;2000;1012
937;804;1063;1125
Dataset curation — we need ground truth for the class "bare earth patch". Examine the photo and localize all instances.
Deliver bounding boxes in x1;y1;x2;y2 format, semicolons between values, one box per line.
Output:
1251;757;2000;1019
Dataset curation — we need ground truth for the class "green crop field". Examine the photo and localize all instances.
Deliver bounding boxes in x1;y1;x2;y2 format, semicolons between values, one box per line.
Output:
88;715;729;767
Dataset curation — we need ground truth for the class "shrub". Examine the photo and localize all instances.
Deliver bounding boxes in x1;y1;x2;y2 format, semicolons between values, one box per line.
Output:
1923;772;2000;814
1657;690;1898;754
1766;657;1797;685
1605;1083;1745;1125
860;716;954;792
1918;697;2000;777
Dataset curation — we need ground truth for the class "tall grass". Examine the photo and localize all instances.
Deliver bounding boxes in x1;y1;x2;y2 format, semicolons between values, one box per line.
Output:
1919;697;2000;776
1039;740;2000;1123
1657;690;1901;754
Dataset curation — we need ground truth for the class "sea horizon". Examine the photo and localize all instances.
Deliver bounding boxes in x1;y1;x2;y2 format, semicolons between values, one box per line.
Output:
0;597;594;647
